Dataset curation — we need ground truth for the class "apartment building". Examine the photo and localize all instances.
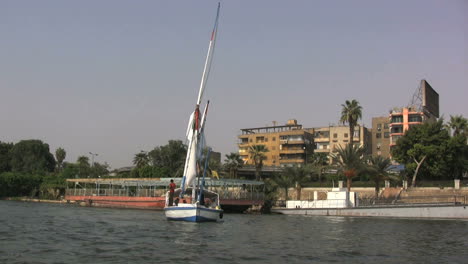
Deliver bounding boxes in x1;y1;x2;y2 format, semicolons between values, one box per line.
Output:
371;116;391;158
238;120;313;167
308;125;372;163
389;107;430;148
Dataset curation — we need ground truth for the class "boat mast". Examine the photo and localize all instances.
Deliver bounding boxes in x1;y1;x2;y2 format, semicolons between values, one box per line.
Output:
180;3;220;196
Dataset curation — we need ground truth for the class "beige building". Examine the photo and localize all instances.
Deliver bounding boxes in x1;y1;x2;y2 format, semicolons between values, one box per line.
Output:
371;116;391;158
308;125;371;163
238;120;371;167
238;120;313;167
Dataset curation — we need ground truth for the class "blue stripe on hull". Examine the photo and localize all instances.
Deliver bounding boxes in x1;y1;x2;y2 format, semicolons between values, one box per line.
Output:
166;215;218;222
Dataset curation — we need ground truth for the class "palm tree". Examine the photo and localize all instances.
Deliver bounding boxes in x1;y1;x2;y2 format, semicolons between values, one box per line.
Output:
133;151;149;169
332;144;365;192
271;172;294;201
340;99;363;144
367;156;398;197
447;115;467;137
224;152;244;179
308;152;329;182
55;147;66;172
248;145;269;181
282;165;311;200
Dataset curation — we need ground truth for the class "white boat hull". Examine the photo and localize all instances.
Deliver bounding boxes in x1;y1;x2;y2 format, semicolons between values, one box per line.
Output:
164;203;223;222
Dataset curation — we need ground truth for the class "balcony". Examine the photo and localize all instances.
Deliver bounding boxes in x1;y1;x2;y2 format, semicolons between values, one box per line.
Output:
279;149;305;154
279;158;305;164
314;137;329;143
280;140;305;145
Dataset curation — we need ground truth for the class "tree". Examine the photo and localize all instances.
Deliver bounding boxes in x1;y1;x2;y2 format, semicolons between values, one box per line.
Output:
271;172;294;200
90;162;110;178
148;140;187;177
248;144;269;181
77;156;90;178
133;151;149;169
224;152;244;179
392;120;450;187
308;152;329;181
55;148;66;172
447;115;467;137
332;144;365;192
282;165;311;200
367;156;397;197
0;141;13;174
445;134;468;180
340;99;362;144
10;140;56;174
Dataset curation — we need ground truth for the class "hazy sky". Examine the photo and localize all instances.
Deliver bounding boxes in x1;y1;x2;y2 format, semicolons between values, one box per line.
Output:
1;0;466;169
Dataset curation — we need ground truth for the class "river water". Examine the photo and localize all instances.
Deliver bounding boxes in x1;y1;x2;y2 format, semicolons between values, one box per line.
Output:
1;200;467;264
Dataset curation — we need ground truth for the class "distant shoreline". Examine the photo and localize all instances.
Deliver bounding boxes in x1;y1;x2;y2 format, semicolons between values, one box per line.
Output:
2;197;67;204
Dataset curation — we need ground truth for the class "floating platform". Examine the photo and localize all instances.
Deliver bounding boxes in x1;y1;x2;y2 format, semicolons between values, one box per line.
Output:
272;204;468;219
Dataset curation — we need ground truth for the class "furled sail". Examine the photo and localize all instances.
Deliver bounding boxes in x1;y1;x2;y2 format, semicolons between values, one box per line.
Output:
180;3;220;195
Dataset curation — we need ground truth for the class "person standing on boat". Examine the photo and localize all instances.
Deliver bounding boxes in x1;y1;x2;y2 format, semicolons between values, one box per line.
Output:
168;179;176;206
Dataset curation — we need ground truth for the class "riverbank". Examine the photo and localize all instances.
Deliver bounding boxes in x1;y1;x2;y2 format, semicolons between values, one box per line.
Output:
2;197;68;204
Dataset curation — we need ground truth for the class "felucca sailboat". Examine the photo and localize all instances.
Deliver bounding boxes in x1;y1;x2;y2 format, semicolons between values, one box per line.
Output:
164;3;223;222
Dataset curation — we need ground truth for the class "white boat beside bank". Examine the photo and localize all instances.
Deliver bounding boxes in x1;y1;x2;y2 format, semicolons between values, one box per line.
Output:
272;187;468;219
164;3;223;222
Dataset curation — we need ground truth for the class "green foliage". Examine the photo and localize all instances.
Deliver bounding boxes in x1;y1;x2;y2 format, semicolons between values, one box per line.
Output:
9;140;56;174
445;135;468;179
148;140;187;177
39;173;67;199
447;115;467;137
138;165;169;178
308;152;329;181
0;172;43;197
367;156;399;196
0;141;13;173
133;151;149;168
248;144;269;181
340;99;362;142
89;162;110;178
224;152;244;179
391;120;451;185
55;147;66;172
282;165;312;199
76;156;90;178
332;144;365;191
271;172;294;200
61;163;80;179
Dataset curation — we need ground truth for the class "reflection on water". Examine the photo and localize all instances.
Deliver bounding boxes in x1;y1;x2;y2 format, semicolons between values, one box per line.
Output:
1;200;467;264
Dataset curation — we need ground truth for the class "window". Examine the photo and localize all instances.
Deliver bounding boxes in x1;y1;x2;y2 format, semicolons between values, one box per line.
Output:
384;123;389;129
391;115;403;123
377;124;382;131
353;130;360;138
344;133;348;138
265;137;268;142
391;126;403;134
408;115;422;122
376;133;382;139
272;137;276;141
249;139;252;142
333;133;338;138
384;132;390;138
